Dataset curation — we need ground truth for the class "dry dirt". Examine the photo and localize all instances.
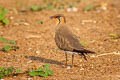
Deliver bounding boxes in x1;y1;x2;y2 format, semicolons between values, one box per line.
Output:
0;0;120;80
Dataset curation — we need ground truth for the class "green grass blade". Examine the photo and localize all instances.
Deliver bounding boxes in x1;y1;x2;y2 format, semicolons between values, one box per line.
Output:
2;45;11;52
0;37;9;43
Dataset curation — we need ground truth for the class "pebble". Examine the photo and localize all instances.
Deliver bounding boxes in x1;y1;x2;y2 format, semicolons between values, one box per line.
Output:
81;20;96;24
23;22;30;26
9;16;14;20
0;32;3;34
27;60;32;64
28;48;32;51
13;76;17;77
66;66;71;69
72;7;78;12
96;10;101;13
101;3;108;10
27;77;33;80
14;23;19;26
102;7;107;10
80;67;84;70
67;8;72;12
93;20;97;23
20;19;25;22
35;50;41;54
67;7;78;12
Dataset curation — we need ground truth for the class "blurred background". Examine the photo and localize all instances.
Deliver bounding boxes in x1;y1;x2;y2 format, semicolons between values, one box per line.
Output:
0;0;120;80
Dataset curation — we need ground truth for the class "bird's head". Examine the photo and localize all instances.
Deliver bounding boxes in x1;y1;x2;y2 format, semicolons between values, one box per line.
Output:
50;14;66;25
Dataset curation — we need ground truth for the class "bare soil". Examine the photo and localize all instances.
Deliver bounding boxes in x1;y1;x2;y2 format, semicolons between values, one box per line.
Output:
0;0;120;80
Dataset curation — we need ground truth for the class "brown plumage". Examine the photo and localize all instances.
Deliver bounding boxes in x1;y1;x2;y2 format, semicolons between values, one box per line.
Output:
50;14;95;67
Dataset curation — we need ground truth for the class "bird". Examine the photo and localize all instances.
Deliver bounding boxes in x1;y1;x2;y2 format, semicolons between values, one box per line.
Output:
50;14;95;67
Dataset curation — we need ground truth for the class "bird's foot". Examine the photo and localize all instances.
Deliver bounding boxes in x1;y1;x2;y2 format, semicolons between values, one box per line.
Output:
66;65;72;69
65;64;74;69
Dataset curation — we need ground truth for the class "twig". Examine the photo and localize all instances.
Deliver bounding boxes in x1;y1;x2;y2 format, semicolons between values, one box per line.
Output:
90;51;120;58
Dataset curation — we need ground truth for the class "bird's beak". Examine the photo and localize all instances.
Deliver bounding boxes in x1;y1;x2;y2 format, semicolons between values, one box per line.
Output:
50;16;54;19
50;16;59;25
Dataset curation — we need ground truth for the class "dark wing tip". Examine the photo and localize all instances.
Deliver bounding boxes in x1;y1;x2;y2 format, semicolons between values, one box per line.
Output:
73;49;95;54
84;50;95;53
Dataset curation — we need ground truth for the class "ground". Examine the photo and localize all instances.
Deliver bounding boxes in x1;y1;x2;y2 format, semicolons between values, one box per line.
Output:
0;0;120;80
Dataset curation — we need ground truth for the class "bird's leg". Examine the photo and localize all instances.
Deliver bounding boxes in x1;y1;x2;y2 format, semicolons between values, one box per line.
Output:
84;53;90;57
82;53;87;61
65;52;67;66
72;54;74;67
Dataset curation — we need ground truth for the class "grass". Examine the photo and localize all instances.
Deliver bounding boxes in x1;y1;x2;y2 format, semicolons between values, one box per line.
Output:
68;2;77;8
80;41;89;46
39;21;44;24
109;33;120;39
30;0;80;12
0;64;53;79
0;37;19;52
29;64;53;77
0;67;23;79
31;5;46;11
85;5;94;11
0;6;9;25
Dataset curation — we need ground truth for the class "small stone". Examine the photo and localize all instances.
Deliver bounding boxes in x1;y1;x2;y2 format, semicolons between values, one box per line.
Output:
27;60;32;64
92;48;95;50
102;7;107;10
28;48;32;51
9;16;14;20
101;3;108;10
67;8;72;12
20;19;25;22
0;32;3;34
27;77;33;80
14;23;19;26
80;67;84;70
96;10;101;13
66;66;71;69
35;50;41;54
81;20;96;24
93;20;96;23
72;7;78;12
23;22;30;26
13;76;17;77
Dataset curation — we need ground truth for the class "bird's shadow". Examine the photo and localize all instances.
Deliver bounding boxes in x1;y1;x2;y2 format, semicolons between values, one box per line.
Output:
24;56;84;68
25;56;64;66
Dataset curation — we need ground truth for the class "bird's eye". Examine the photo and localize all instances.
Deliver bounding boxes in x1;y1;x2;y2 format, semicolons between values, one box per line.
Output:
56;16;60;18
51;17;56;19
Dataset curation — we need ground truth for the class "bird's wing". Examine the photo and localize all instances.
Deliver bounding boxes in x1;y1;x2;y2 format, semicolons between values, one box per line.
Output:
55;24;84;51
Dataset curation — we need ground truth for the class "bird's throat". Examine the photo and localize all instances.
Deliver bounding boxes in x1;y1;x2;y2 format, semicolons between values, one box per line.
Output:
56;17;65;25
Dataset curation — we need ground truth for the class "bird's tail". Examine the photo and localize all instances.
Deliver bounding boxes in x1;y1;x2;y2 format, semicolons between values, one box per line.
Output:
74;49;95;54
81;49;95;53
73;49;95;60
